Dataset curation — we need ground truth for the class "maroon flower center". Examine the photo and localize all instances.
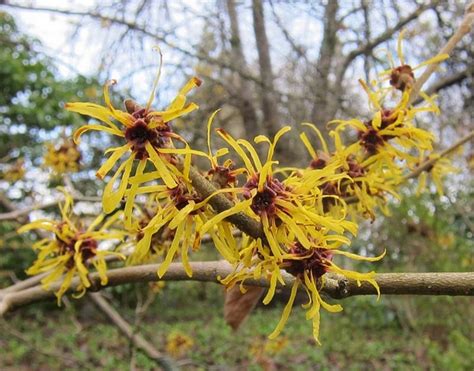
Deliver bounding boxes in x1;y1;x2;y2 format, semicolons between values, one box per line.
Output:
347;158;366;179
124;108;172;160
358;128;385;155
310;158;327;169
169;184;203;213
284;243;333;279
208;163;237;188
244;175;287;217
56;233;97;269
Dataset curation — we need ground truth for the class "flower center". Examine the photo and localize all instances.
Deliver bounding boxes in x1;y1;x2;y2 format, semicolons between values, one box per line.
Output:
244;175;287;217
284;243;333;279
56;230;97;269
310;158;327;169
125;114;170;160
358;128;385;155
169;184;203;213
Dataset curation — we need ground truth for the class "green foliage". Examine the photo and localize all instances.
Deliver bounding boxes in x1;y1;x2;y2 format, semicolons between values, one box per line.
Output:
0;11;101;159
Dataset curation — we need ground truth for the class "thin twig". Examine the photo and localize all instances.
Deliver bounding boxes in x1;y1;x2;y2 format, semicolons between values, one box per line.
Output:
409;1;474;104
88;292;175;370
1;261;473;316
0;195;101;222
403;130;474;181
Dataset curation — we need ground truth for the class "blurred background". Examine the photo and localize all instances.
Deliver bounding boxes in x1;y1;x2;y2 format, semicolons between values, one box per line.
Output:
0;0;472;369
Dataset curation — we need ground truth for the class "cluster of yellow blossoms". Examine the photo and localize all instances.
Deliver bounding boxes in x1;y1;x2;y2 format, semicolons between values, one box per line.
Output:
19;36;454;343
43;138;82;175
0;159;25;183
18;189;125;303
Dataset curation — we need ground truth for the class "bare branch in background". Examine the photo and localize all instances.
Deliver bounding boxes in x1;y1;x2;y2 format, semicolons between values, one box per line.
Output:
225;0;260;139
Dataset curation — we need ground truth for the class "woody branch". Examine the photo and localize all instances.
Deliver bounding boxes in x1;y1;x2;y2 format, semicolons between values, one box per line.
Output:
1;261;473;316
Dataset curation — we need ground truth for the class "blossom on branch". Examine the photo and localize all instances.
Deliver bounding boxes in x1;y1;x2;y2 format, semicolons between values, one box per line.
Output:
18;190;125;303
67;50;201;213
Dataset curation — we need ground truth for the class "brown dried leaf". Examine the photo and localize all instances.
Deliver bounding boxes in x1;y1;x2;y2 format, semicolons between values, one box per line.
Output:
224;286;264;331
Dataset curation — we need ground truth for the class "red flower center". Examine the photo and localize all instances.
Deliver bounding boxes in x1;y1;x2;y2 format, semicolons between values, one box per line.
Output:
124;108;172;160
284;243;333;279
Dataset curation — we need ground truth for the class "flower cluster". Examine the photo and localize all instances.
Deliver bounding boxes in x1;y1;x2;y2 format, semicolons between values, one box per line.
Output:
43;138;82;175
18;35;458;344
0;159;25;183
18;190;125;303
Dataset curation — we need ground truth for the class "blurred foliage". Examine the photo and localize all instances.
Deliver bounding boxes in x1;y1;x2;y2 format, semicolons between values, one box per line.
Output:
0;12;102;160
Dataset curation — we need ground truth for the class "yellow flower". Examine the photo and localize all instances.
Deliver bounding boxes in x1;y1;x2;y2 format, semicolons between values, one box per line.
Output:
415;152;458;196
67;52;201;214
381;30;449;91
299;123;400;219
43;138;81;174
201;126;357;263
166;331;194;358
125;179;239;277
1;159;25;183
18;190;125;303
223;242;384;344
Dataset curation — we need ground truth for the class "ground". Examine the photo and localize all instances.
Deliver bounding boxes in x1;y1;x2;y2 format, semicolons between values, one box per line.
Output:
1;279;472;370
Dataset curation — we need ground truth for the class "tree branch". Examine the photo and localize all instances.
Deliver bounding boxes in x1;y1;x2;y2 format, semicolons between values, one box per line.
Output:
336;1;436;88
1;261;473;316
1;2;264;87
403;129;474;181
412;66;473;106
0;195;101;222
409;1;474;104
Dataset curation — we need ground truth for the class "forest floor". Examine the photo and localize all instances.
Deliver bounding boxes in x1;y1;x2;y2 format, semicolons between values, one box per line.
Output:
1;278;473;370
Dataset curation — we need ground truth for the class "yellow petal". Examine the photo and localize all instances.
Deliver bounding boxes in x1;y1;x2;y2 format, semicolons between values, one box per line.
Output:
268;279;299;339
96;144;131;179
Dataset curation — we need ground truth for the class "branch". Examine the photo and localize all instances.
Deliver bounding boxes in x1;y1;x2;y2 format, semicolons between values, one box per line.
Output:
336;1;436;86
188;166;265;240
403;130;474;181
0;273;47;299
409;2;474;104
0;195;101;222
88;292;175;370
1;261;473;316
1;2;264;87
412;66;474;106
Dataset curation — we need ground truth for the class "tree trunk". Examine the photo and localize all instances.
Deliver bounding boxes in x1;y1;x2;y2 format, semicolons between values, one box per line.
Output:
311;0;339;126
252;0;280;138
225;0;260;140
